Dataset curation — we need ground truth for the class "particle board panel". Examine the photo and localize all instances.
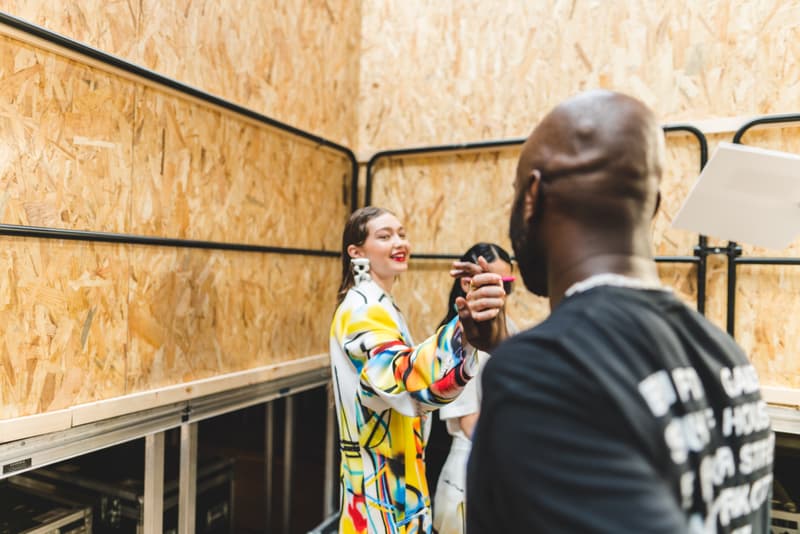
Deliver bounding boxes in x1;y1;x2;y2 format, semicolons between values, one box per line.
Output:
126;250;339;394
359;0;800;152
0;237;128;419
0;34;134;233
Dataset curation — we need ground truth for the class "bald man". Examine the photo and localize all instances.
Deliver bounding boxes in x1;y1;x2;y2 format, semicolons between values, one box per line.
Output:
467;91;772;533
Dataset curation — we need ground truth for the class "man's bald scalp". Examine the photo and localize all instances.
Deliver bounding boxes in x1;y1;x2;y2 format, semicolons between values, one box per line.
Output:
517;90;664;223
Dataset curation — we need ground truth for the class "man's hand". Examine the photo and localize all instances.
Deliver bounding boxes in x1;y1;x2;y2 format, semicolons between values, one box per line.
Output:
453;256;508;352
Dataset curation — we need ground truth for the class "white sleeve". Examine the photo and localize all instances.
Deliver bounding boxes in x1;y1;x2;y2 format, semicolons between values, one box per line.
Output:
439;350;488;421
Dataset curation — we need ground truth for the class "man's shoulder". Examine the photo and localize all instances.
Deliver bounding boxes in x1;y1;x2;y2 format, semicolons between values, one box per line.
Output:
483;286;745;398
550;286;746;361
483;313;594;398
492;296;594;357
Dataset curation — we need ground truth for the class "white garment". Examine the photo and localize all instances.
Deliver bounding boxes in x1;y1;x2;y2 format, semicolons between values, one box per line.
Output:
432;435;471;534
433;319;517;534
432;351;487;534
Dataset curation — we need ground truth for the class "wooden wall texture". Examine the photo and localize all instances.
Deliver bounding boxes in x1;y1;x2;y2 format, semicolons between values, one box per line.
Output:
0;0;361;146
358;0;800;150
2;0;800;418
359;0;800;391
0;2;358;419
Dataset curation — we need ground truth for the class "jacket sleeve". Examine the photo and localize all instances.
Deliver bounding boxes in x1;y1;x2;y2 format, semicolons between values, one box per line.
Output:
336;300;478;416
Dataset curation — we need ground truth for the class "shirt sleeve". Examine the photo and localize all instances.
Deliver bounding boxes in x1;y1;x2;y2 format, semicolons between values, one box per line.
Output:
467;344;688;534
337;300;479;417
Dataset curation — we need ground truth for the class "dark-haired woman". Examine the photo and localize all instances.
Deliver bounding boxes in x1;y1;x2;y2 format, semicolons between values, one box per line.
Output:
433;243;517;534
329;207;506;534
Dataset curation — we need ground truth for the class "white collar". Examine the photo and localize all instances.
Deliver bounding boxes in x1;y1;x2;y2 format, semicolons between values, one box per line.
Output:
564;273;670;298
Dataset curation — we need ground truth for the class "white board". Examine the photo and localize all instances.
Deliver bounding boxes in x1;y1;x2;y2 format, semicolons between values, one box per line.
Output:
672;142;800;250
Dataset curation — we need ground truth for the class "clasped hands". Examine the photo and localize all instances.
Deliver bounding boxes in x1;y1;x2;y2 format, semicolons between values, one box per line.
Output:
450;256;508;352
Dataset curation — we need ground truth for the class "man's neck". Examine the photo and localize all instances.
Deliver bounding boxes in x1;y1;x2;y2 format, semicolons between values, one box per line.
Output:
548;253;659;309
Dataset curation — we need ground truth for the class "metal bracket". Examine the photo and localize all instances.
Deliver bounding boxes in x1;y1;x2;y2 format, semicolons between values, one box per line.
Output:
0;403;184;480
694;243;741;258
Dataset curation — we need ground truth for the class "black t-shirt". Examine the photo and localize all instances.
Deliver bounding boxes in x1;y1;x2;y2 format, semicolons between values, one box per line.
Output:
467;286;772;533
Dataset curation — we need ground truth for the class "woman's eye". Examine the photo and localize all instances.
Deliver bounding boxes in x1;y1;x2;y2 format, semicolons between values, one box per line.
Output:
377;234;389;240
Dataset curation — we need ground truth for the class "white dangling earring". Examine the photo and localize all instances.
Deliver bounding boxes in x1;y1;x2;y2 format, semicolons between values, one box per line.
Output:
351;258;371;284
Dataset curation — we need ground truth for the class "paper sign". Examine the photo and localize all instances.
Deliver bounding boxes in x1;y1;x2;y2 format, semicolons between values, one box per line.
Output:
672;142;800;250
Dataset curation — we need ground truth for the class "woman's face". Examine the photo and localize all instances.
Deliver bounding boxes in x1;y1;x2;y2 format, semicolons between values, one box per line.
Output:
348;212;410;284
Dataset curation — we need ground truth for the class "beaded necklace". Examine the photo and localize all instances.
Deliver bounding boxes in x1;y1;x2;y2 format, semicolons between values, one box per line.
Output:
564;273;670;298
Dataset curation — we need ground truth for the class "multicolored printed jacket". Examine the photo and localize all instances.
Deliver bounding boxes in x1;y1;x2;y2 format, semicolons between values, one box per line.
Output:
330;279;478;534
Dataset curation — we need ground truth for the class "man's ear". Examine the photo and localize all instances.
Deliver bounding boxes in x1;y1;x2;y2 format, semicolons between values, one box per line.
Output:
347;244;363;259
653;190;661;219
523;169;543;225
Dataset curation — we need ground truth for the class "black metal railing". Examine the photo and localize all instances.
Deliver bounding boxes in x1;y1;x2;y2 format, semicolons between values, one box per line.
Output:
0;224;339;257
0;10;359;258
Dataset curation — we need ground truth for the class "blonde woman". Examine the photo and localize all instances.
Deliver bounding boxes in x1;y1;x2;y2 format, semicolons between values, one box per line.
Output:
330;207;507;534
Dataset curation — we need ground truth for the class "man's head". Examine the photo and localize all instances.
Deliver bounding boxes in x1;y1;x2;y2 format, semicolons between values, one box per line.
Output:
510;90;665;297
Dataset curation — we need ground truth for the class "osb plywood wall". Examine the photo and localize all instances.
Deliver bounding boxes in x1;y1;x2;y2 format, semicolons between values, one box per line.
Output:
359;0;800;150
0;2;355;418
3;0;800;419
360;0;800;390
0;0;360;146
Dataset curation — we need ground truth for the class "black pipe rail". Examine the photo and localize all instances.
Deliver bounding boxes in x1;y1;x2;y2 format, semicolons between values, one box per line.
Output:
736;257;800;266
0;224;339;257
364;125;710;313
0;11;358;255
725;113;800;336
364;138;527;206
411;252;701;263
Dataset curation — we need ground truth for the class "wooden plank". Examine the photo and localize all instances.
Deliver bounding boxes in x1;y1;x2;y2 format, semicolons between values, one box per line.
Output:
0;354;328;442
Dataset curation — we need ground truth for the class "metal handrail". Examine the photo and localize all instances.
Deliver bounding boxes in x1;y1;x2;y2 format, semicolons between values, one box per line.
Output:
0;11;359;254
